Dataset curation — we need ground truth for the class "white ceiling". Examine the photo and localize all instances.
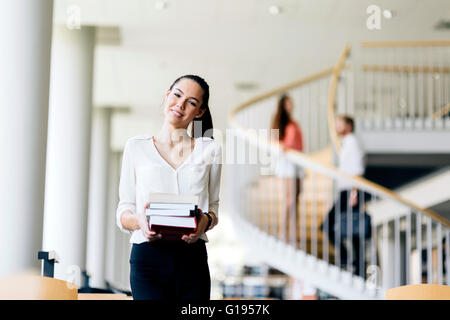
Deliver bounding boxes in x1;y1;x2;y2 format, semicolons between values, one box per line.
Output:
53;0;450;149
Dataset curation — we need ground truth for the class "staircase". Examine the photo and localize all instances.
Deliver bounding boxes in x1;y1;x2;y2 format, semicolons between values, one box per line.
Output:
227;41;450;299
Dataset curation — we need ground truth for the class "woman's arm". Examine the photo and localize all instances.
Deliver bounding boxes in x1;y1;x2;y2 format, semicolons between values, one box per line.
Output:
116;139;137;234
121;204;162;241
120;210;140;231
207;142;222;231
116;139;161;241
208;211;218;230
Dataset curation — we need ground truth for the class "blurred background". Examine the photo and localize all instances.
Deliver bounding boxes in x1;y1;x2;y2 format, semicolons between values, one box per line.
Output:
1;0;449;300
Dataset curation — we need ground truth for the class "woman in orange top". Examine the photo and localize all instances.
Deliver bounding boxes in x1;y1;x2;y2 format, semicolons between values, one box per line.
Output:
271;94;305;243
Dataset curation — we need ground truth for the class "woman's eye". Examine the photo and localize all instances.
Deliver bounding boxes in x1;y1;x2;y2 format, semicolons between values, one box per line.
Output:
190;102;197;107
174;93;181;97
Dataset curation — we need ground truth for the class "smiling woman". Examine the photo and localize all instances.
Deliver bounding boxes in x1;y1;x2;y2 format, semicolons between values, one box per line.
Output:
115;75;222;300
167;75;214;139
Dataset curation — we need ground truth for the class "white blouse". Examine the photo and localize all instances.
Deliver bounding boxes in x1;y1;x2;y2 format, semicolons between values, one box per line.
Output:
116;134;222;244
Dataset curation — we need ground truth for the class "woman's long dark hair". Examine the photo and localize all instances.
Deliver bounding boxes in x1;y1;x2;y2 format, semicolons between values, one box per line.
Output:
271;94;291;140
169;74;214;139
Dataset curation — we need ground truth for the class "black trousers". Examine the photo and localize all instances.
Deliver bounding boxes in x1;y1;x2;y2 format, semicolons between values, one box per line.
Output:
321;189;370;278
129;239;210;300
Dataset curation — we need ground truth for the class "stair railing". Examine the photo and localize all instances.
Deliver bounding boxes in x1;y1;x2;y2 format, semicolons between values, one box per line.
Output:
350;41;450;131
227;44;450;299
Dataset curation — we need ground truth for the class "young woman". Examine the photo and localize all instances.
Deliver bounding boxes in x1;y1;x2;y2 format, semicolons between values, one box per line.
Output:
271;94;304;243
116;75;222;300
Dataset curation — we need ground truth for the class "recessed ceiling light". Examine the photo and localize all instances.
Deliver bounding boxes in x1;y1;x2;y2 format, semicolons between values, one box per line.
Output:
268;5;281;15
383;9;393;19
155;0;167;10
234;82;259;91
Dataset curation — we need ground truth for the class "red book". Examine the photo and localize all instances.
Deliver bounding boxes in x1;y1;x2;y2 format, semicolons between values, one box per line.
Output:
149;215;197;241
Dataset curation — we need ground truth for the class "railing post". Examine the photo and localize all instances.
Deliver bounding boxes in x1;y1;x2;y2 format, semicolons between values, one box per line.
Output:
370;206;377;278
406;211;412;285
394;216;401;287
312;172;318;259
300;178;307;253
335;188;341;269
437;223;442;285
446;230;450;285
359;190;364;282
347;189;353;275
426;217;433;284
382;221;389;289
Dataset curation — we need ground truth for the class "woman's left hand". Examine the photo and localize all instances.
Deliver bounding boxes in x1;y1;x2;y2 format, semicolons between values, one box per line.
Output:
182;208;208;244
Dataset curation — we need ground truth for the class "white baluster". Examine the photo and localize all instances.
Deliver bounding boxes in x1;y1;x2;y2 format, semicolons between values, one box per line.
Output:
426;217;433;283
437;223;442;284
406;211;412;285
416;212;423;284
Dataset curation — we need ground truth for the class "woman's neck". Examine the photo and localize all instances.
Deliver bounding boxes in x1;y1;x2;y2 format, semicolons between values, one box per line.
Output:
155;122;192;146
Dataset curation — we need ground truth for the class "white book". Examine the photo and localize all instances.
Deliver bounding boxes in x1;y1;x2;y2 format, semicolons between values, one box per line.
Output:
146;207;196;217
149;215;196;228
147;192;198;205
149;202;196;210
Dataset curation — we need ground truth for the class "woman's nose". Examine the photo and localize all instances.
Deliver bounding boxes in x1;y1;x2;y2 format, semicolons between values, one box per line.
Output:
177;101;186;110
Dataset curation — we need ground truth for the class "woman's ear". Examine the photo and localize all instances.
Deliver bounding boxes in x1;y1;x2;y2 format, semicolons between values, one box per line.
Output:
165;88;171;100
195;107;207;118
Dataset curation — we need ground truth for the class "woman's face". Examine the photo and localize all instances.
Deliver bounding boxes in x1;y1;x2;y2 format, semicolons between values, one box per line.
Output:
163;78;206;128
335;117;347;135
284;97;293;114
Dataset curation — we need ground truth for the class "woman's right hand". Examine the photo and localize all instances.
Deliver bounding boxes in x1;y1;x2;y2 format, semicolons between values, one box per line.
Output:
138;202;162;242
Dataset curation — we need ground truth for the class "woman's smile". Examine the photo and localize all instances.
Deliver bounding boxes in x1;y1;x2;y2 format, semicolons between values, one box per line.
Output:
170;108;184;118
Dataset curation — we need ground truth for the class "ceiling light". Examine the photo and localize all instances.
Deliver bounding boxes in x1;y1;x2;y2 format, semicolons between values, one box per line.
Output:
155;0;167;10
234;82;259;91
268;5;281;15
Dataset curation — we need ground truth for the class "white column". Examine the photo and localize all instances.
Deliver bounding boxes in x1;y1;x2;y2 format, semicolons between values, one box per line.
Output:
104;150;132;291
104;151;121;287
0;1;53;276
86;108;112;288
42;25;95;285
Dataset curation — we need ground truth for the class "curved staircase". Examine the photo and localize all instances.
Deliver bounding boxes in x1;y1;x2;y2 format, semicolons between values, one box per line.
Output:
227;41;450;299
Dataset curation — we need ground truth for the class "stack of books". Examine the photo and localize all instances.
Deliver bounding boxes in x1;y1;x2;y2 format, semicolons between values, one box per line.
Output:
145;193;199;241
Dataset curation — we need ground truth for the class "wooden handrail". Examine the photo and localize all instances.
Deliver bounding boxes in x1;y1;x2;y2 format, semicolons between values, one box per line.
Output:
361;41;450;48
362;65;450;74
327;44;351;155
228;67;335;120
228;44;450;229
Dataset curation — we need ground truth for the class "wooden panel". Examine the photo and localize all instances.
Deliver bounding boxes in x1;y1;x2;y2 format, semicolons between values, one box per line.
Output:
0;275;78;300
385;284;450;300
78;293;130;300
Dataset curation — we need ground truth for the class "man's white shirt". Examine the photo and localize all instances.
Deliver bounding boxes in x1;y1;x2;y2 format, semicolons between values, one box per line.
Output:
337;133;365;191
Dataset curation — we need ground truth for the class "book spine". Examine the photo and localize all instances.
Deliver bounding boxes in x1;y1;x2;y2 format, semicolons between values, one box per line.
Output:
146;209;191;217
149;202;194;210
